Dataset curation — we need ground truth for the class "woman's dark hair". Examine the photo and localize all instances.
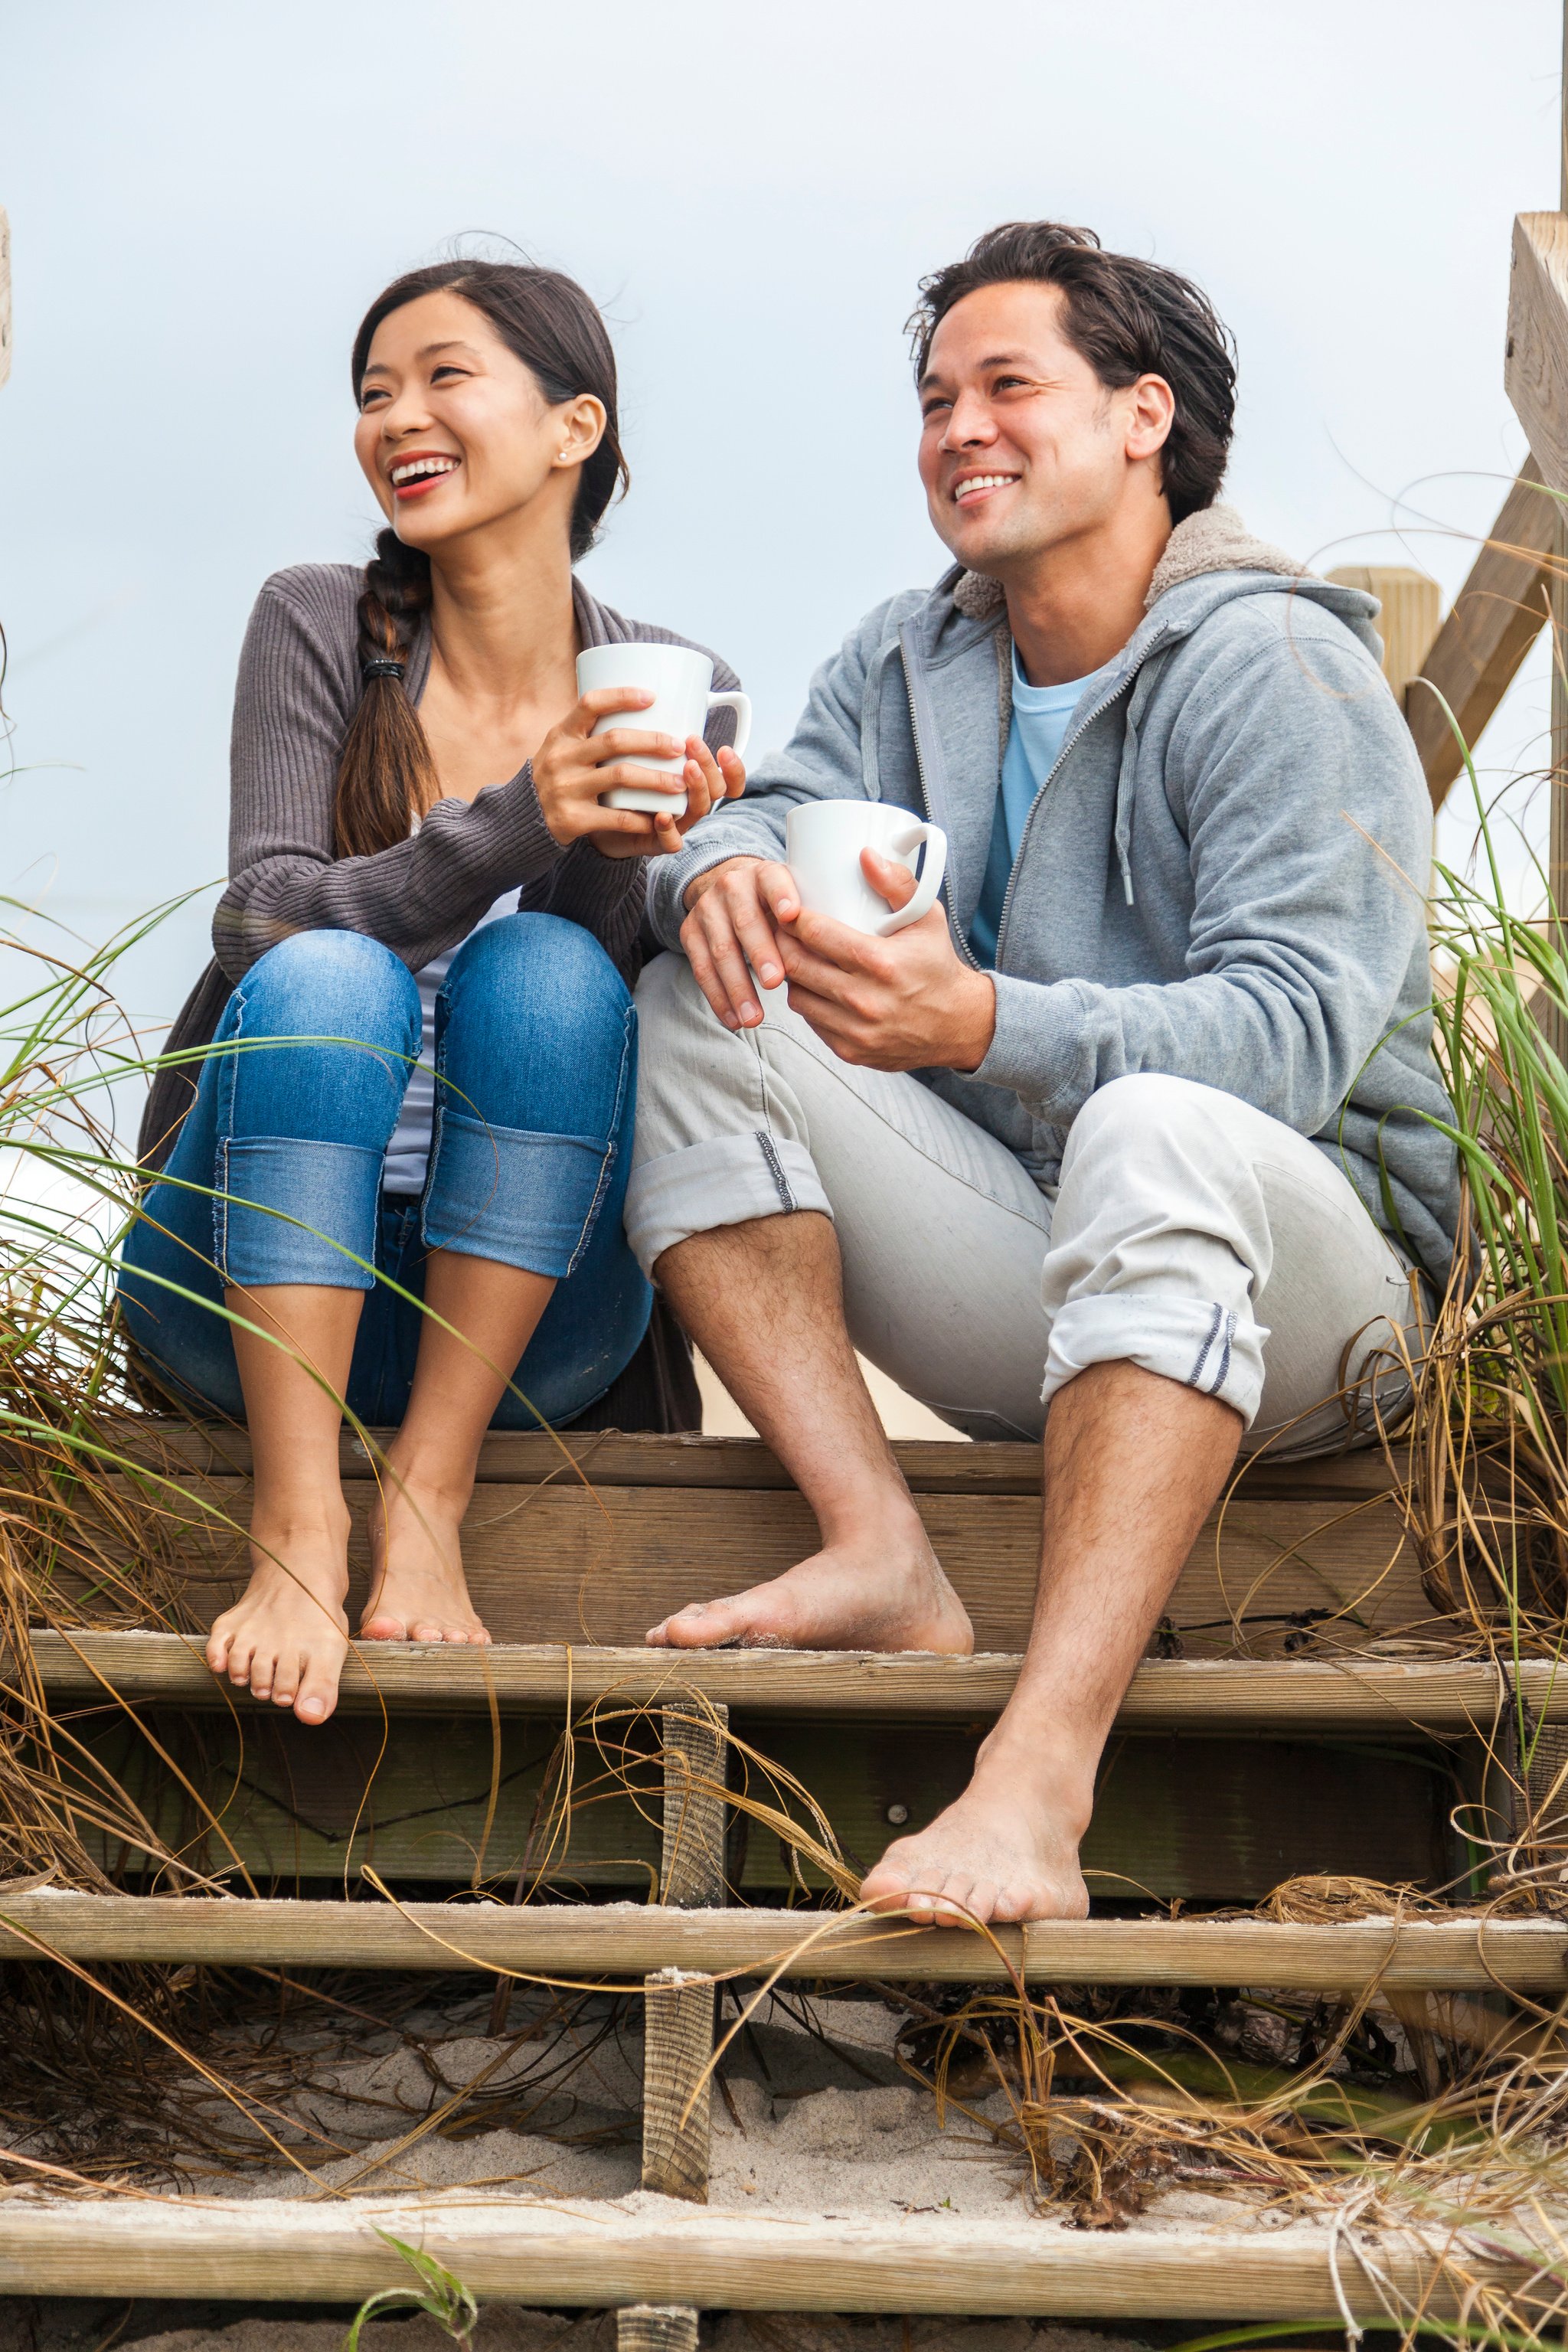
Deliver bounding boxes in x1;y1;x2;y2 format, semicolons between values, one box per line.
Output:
907;221;1236;529
335;259;629;858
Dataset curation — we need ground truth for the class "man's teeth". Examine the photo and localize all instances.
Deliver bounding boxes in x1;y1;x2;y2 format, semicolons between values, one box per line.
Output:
391;456;459;485
955;475;1016;499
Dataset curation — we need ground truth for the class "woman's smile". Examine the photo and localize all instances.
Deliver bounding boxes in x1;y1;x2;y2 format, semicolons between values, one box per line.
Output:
389;449;462;501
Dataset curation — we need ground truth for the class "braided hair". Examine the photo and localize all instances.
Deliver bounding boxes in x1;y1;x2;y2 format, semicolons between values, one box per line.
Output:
333;260;629;859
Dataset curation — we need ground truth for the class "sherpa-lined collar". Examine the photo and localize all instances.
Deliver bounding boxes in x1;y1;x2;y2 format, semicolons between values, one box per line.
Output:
949;503;1310;623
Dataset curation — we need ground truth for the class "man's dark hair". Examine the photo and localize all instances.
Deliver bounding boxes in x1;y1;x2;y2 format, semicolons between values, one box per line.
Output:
908;222;1237;525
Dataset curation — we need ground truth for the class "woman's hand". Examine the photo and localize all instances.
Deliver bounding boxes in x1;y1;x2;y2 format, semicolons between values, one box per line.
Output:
531;687;746;860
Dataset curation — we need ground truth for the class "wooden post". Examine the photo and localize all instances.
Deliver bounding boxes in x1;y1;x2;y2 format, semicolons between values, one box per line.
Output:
641;1700;728;2203
616;2309;699;2352
1324;565;1443;707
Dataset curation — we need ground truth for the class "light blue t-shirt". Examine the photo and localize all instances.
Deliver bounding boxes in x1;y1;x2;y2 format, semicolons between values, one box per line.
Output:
968;644;1116;968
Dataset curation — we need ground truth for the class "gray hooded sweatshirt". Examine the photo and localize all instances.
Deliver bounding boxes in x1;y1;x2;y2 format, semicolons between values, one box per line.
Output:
648;507;1459;1285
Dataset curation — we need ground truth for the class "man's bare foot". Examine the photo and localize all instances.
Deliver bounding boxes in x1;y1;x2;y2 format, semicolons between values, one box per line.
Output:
646;1517;972;1655
362;1472;492;1646
858;1747;1092;1925
206;1513;351;1726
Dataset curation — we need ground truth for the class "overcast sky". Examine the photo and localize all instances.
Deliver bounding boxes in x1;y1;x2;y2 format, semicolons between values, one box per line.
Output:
1;0;1560;1049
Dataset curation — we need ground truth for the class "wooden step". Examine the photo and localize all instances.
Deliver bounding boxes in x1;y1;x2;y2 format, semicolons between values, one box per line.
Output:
22;1629;1547;1726
56;1442;1430;1656
0;2196;1530;2319
2;1889;1560;1988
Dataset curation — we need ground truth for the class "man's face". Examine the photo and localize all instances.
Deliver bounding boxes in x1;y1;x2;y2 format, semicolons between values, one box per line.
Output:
917;281;1164;574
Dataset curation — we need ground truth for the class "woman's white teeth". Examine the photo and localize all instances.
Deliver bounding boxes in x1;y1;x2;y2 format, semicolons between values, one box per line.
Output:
956;474;1016;499
392;456;459;485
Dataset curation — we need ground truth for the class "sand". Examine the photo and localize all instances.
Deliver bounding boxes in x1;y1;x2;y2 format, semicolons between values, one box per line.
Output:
0;1988;1291;2350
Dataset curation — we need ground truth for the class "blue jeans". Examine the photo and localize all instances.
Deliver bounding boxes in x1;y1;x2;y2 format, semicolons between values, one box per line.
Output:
118;916;652;1427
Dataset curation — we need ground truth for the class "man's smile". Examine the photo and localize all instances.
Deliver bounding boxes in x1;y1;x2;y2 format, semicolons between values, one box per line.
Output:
951;470;1021;507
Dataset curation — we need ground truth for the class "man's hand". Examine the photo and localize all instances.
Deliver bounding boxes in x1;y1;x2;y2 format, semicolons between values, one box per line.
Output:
681;855;799;1029
683;848;996;1070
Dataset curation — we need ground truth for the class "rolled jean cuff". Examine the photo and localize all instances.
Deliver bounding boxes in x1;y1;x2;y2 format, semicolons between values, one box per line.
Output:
624;1132;832;1276
215;1137;384;1289
423;1110;616;1279
1041;1293;1268;1426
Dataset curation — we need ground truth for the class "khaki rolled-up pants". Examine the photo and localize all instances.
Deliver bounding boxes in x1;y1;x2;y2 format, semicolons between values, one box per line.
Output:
626;954;1426;1452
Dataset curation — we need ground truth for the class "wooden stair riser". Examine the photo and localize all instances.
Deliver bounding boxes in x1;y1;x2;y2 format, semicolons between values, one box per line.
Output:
54;1476;1426;1655
57;1707;1458;1900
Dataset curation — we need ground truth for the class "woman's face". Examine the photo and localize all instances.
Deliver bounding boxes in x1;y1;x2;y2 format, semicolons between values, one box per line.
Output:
353;289;605;554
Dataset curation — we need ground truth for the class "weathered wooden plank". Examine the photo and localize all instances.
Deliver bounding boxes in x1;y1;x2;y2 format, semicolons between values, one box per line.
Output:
1406;461;1559;805
20;1634;1550;1729
642;1704;727;2202
64;1420;1401;1499
61;1708;1449;1899
618;2311;697;2352
0;2198;1530;2318
54;1476;1428;1653
1507;212;1568;497
0;1890;1560;1991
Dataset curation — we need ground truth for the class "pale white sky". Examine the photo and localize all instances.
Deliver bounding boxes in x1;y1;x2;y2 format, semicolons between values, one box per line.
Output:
0;0;1560;1037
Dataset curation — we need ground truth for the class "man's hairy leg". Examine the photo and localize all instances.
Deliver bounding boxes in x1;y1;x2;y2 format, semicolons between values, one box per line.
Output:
648;1210;972;1655
861;1361;1241;1924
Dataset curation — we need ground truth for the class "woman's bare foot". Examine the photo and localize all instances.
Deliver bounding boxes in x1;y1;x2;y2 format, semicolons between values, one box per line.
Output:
362;1472;492;1646
206;1511;351;1726
858;1746;1092;1925
645;1517;973;1655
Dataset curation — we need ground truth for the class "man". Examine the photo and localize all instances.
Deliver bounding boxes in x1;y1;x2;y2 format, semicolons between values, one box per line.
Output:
623;222;1458;1926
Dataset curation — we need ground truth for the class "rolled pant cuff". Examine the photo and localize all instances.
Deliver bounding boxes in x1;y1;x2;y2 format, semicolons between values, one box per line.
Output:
625;1132;832;1276
423;1110;615;1279
1042;1293;1267;1426
216;1137;384;1289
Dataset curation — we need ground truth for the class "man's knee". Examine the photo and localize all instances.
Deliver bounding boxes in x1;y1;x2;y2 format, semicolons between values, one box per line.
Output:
1060;1073;1240;1187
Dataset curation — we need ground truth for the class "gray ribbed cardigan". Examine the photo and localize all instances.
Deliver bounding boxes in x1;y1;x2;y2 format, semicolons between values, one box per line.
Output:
139;563;739;1169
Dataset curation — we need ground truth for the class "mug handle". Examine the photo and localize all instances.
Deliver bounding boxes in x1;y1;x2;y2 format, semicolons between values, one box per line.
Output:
877;823;948;935
705;690;752;763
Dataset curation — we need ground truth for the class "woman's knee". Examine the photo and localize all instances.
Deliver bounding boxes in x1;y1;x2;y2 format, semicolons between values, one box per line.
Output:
447;913;629;1041
240;929;420;1050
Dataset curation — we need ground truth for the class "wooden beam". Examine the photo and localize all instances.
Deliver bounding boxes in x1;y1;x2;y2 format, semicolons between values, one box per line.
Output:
1406;462;1558;805
641;1704;727;2203
0;1891;1561;1990
20;1632;1553;1729
0;2197;1532;2317
1506;214;1568;496
619;2311;697;2352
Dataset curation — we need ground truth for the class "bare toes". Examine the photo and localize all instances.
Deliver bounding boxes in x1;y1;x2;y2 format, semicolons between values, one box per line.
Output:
295;1670;338;1726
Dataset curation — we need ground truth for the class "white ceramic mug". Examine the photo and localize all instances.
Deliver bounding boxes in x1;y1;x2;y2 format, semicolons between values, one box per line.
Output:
785;800;949;936
577;643;753;815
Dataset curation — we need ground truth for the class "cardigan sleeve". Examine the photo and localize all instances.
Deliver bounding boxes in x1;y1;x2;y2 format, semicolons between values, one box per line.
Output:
211;573;567;983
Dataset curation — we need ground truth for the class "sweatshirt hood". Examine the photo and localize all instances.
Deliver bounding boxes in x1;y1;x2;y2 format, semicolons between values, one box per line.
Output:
950;503;1383;662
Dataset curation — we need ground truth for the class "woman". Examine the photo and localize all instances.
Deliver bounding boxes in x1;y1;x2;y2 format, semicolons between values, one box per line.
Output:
119;259;745;1729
